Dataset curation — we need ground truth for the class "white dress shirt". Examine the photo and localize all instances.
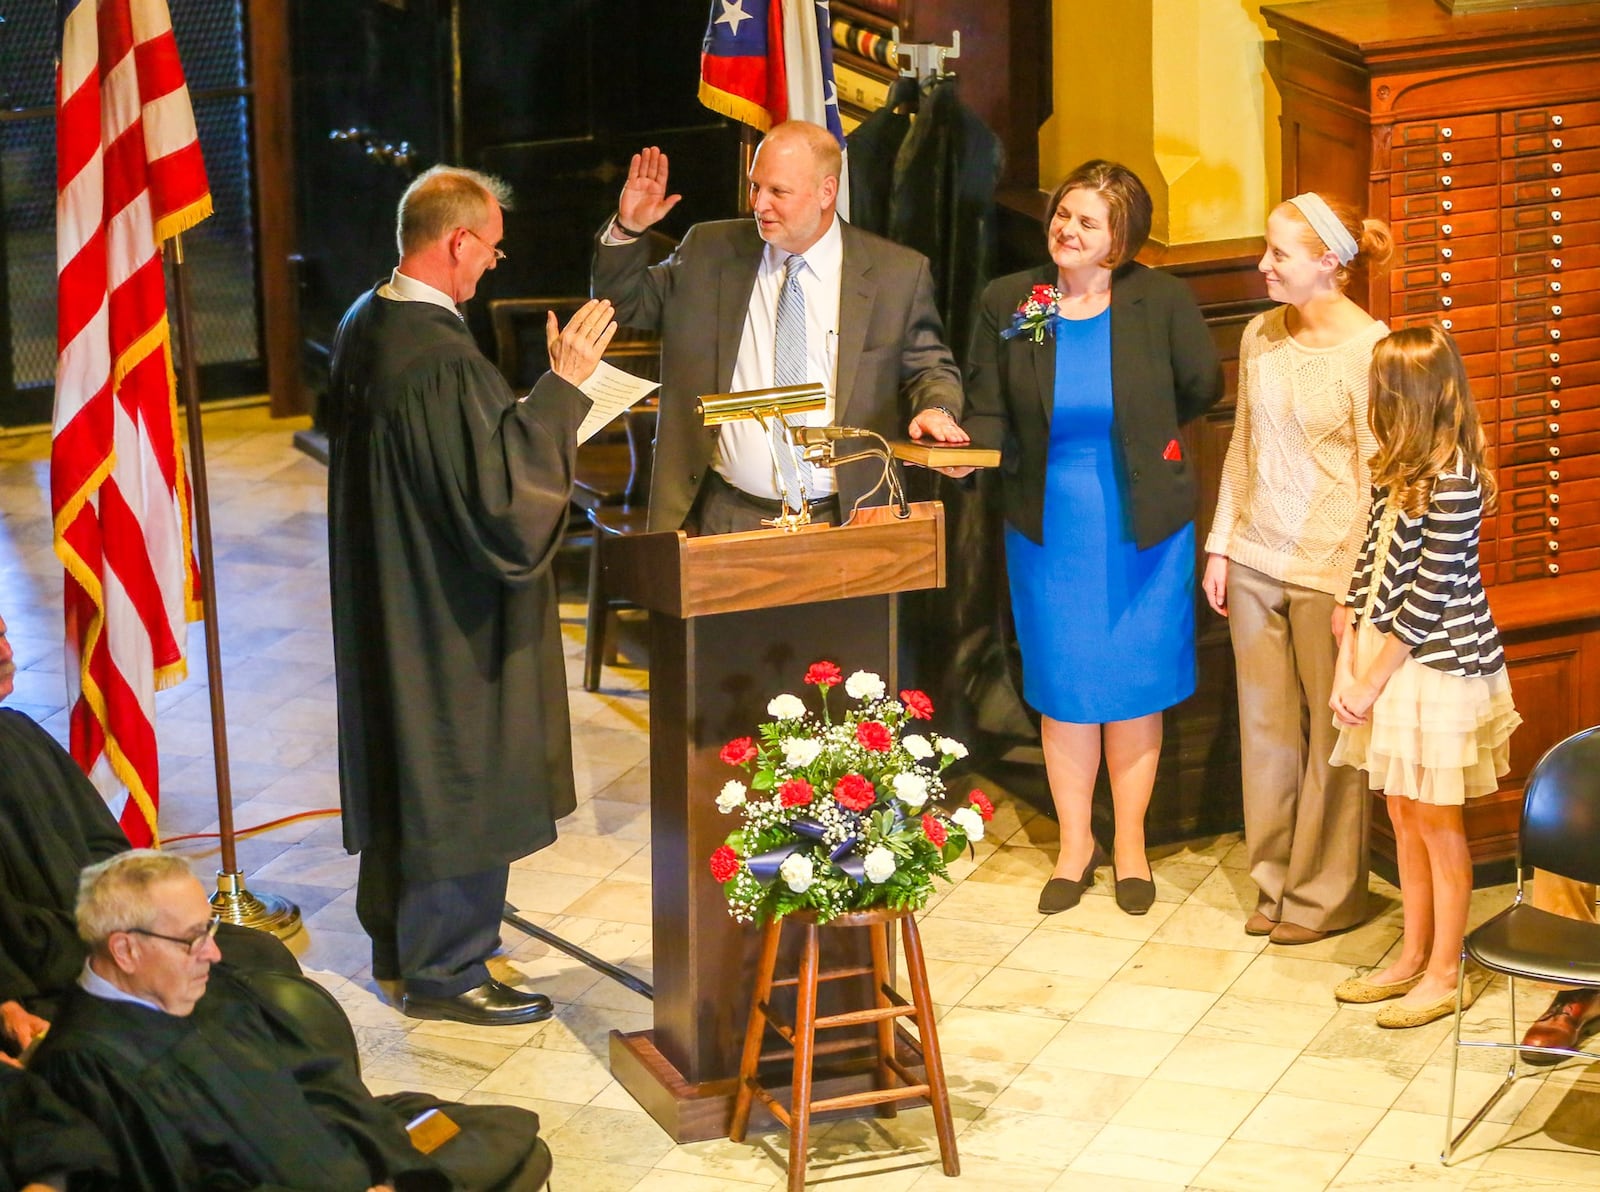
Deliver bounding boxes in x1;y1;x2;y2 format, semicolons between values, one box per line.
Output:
378;268;462;316
715;219;844;500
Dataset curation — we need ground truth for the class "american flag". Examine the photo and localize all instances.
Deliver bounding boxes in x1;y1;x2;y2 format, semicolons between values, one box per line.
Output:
699;0;846;147
52;0;211;846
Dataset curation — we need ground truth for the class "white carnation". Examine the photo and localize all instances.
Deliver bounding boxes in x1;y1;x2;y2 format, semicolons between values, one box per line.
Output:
844;670;886;702
891;771;930;809
782;738;823;768
779;852;815;893
863;846;897;884
902;734;934;761
716;780;747;813
936;736;968;759
950;805;984;842
768;693;807;720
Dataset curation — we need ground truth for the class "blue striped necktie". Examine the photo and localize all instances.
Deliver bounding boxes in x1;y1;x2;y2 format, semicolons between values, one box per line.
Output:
772;254;811;508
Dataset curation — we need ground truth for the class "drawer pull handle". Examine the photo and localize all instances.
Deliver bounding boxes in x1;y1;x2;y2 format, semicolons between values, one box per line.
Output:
1442;126;1453;138
1552;304;1563;316
1442;200;1454;212
1442;151;1454;163
1552;376;1562;387
1442;223;1454;236
1442;247;1454;259
1550;516;1560;529
1551;186;1562;198
1551;398;1562;410
1550;445;1562;457
1552;137;1563;149
1553;233;1564;245
1441;296;1453;308
1549;422;1561;435
1552;210;1563;222
1441;271;1453;283
1553;162;1564;174
1549;540;1560;553
1553;115;1564;127
1552;258;1563;269
1442;175;1453;187
1552;281;1562;293
1550;352;1561;363
1550;469;1561;482
1551;328;1562;340
1549;562;1561;575
1441;318;1454;330
1549;490;1560;502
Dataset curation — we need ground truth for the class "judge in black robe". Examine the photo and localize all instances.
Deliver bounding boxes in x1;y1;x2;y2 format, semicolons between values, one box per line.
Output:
326;166;613;1021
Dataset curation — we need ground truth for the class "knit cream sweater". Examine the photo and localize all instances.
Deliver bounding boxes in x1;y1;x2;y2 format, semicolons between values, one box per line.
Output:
1205;307;1387;596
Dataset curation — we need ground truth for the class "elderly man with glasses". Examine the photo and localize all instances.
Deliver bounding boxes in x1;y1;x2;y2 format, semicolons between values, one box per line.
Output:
30;851;550;1191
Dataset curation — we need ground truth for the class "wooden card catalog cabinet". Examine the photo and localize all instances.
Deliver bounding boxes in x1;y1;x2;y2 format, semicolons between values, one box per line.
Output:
1265;0;1600;870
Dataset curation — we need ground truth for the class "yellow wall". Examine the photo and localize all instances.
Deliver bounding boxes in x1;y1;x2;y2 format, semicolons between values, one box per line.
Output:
1041;0;1318;245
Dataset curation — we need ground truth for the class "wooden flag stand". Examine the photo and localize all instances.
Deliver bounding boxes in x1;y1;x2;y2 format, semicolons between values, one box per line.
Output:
169;233;300;939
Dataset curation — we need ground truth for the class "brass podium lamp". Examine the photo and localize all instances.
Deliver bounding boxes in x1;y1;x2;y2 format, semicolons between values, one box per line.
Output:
695;383;909;528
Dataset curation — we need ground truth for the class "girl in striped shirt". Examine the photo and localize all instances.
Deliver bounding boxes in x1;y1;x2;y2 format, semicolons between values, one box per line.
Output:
1327;324;1521;1028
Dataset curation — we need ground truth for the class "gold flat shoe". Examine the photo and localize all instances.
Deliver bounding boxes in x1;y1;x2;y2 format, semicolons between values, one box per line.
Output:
1375;981;1477;1029
1334;971;1425;1005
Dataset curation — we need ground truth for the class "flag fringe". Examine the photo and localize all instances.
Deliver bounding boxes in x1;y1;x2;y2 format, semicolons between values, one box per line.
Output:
697;81;774;132
152;193;213;248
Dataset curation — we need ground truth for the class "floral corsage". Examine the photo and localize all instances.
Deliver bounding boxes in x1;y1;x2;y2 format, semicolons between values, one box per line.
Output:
1000;284;1062;344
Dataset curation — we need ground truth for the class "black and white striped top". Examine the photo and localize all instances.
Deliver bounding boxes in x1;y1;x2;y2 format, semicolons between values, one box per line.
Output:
1344;466;1506;677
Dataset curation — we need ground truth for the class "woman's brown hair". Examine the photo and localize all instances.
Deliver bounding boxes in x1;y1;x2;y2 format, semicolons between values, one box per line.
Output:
1367;324;1496;517
1046;160;1153;270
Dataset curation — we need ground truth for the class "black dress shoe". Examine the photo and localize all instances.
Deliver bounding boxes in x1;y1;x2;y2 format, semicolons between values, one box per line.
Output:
402;978;554;1026
1039;841;1108;915
1112;861;1156;916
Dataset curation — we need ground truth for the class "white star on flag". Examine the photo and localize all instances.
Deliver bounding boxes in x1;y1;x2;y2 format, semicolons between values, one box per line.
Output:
716;0;751;35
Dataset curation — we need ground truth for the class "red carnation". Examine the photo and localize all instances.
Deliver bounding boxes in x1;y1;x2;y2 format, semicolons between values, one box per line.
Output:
719;737;758;767
856;720;893;752
804;660;843;687
779;778;815;808
709;845;740;883
969;790;995;822
1030;284;1056;300
833;773;876;812
921;813;947;847
900;689;934;720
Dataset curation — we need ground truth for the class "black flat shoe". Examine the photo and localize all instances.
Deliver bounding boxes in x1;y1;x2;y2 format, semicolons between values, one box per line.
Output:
1112;861;1156;916
1039;841;1108;915
402;978;554;1026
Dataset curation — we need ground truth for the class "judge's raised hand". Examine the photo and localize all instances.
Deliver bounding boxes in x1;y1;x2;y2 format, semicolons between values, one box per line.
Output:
0;999;47;1055
547;299;618;388
617;147;682;234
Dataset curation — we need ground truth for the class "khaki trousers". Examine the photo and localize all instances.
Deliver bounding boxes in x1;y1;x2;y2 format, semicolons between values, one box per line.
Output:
1228;561;1370;932
1532;872;1598;992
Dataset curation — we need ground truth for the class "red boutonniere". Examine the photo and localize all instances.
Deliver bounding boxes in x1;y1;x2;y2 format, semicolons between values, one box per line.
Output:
1001;284;1062;344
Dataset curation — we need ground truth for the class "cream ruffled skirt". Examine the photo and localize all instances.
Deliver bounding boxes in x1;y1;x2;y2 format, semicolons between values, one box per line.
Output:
1330;620;1521;805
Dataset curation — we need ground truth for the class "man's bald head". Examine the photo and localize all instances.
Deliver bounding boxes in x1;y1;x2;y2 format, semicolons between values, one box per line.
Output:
747;121;841;255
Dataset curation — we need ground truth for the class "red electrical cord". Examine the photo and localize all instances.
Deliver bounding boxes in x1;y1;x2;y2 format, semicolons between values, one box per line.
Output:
163;807;340;845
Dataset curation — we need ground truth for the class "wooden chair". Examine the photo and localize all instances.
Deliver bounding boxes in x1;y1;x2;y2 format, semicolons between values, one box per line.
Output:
583;402;655;690
729;907;960;1191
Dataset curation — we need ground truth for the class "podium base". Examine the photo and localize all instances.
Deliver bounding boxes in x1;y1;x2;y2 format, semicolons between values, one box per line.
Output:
609;1026;928;1143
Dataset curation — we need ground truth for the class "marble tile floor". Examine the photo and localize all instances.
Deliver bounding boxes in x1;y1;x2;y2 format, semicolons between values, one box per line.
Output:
3;405;1598;1190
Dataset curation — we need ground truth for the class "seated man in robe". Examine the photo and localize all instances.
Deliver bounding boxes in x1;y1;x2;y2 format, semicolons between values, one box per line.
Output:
32;850;551;1191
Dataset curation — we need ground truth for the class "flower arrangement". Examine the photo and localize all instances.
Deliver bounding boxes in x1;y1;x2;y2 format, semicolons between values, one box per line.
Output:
708;660;995;925
1000;284;1062;344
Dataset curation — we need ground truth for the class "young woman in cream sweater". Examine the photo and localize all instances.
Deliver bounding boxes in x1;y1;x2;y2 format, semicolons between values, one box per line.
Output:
1202;193;1392;945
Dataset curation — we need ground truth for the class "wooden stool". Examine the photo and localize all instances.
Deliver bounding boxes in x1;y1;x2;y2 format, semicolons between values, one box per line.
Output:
728;906;959;1190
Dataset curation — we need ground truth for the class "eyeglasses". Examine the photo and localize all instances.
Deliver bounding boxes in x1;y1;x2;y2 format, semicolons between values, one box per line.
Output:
461;227;506;261
124;914;222;957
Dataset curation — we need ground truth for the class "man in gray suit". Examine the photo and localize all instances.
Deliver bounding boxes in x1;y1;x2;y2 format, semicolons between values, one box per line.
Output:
593;120;967;533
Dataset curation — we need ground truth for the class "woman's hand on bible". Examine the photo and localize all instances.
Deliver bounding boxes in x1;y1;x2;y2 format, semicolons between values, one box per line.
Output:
1201;554;1228;616
546;300;618;388
617;147;682;234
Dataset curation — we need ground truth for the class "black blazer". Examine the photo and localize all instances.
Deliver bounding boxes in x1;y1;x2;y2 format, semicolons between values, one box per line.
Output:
963;262;1222;549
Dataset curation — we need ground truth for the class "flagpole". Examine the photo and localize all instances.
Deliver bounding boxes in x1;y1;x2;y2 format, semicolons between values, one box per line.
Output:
169;232;301;939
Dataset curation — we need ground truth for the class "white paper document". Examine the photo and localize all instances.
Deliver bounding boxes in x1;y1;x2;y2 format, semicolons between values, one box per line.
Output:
574;361;660;443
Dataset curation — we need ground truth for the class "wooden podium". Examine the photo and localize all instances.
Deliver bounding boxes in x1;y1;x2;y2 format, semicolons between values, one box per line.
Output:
603;501;947;1142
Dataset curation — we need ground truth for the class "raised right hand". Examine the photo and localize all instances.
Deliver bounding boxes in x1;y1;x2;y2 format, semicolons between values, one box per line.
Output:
1201;553;1229;616
547;299;618;388
617;147;682;233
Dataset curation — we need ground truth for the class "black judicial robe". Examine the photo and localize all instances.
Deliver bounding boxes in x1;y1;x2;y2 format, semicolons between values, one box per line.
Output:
0;710;129;1005
325;290;589;882
0;1063;117;1192
30;965;450;1192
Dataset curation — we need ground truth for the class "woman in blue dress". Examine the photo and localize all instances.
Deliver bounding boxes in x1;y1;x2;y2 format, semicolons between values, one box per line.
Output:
963;161;1222;915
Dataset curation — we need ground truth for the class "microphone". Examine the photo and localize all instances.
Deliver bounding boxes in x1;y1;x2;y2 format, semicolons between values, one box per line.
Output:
789;425;867;445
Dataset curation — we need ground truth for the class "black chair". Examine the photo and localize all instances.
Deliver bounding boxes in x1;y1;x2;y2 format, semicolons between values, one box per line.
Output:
583;402;656;691
1443;724;1600;1164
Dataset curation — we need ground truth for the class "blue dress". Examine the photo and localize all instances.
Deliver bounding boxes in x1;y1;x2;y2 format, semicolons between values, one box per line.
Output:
1004;311;1196;723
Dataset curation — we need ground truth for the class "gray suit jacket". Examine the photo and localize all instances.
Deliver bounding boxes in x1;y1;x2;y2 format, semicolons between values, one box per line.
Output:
592;218;963;531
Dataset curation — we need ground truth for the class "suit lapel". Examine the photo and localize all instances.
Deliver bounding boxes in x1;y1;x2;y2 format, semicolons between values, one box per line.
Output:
716;231;763;392
834;225;873;426
1023;267;1056;430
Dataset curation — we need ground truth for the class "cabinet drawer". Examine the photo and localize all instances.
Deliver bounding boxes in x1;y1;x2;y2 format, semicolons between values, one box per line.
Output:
1503;173;1600;207
1501;310;1600;348
1501;337;1600;372
1463;351;1498;382
1447;327;1500;357
1496;549;1599;583
1395;162;1499;193
1391;258;1497;290
1395;282;1497;314
1503;146;1600;182
1398;234;1498;267
1391;305;1500;334
1502;266;1600;301
1502;475;1600;509
1503;360;1600;396
1395;138;1497;170
1507;499;1600;538
1502;453;1600;491
1504;124;1600;158
1395;113;1499;144
1502;196;1600;229
1503;220;1600;254
1502;101;1600;136
1499;427;1600;465
1507;241;1600;277
1397;210;1498;242
1497;392;1562;420
1393;186;1497;220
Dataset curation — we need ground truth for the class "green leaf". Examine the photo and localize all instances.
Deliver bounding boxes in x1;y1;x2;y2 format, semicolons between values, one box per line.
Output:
751;769;776;791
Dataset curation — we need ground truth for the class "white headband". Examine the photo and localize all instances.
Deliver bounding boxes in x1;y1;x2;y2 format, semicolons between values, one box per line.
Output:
1285;192;1359;265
